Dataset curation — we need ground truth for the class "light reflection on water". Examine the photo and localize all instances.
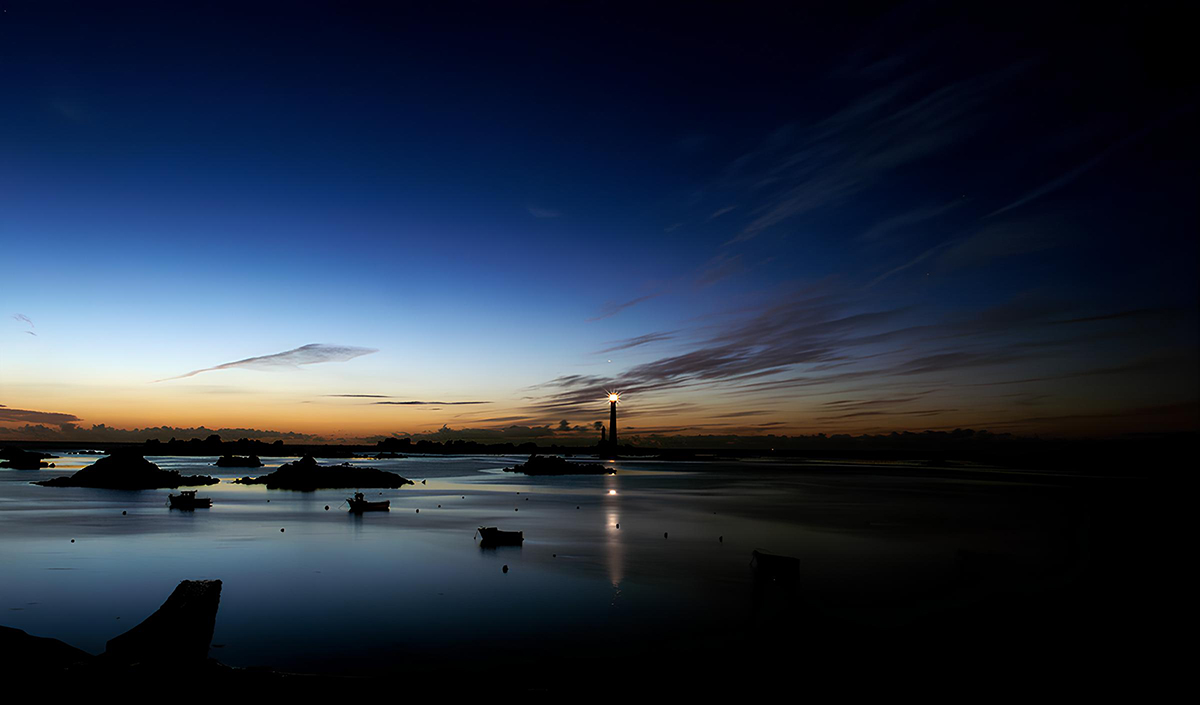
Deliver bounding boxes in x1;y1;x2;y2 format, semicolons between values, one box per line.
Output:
0;453;1077;673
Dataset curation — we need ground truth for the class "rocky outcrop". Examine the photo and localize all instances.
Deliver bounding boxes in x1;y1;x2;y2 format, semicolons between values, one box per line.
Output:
0;625;93;670
504;454;611;475
33;451;218;489
0;447;53;469
102;579;222;666
232;454;413;490
214;454;263;468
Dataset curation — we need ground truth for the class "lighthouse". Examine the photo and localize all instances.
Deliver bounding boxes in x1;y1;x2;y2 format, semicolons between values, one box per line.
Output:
608;392;619;448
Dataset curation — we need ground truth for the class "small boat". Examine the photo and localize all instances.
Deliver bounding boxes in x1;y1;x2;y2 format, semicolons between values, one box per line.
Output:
168;490;212;510
347;492;390;513
477;526;524;546
750;549;800;582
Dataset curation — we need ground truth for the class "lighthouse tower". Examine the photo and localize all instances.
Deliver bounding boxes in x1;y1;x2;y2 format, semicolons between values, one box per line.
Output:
608;393;618;448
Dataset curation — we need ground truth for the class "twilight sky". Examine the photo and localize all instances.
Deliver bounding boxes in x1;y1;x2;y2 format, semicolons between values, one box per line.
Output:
2;2;1197;443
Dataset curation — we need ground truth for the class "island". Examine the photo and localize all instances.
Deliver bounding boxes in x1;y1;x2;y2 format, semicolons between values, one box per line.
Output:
503;454;611;476
33;451;218;489
0;447;54;470
214;454;263;468
231;454;413;490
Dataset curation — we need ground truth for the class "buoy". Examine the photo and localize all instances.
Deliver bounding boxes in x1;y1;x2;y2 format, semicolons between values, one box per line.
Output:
515;508;518;511
422;480;426;484
719;536;723;542
525;497;529;501
616;523;620;529
502;565;509;573
576;505;580;509
553;553;557;558
122;511;127;515
267;499;270;503
437;504;441;508
70;539;75;543
664;532;668;538
325;505;329;510
280;528;285;532
416;509;419;513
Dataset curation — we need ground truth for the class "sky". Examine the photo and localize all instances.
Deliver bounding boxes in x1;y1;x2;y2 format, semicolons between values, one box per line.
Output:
2;1;1197;443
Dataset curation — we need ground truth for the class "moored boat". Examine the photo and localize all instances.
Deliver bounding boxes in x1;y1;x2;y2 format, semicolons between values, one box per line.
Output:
477;526;524;546
347;491;390;512
168;490;213;510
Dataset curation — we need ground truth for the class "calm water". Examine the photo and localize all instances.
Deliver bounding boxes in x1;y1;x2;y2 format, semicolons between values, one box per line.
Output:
0;453;1080;673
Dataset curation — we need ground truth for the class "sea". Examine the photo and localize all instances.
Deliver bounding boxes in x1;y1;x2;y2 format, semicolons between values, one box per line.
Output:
0;452;1096;675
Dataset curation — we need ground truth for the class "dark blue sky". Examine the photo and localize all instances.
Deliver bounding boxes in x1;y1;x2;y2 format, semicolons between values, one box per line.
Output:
3;1;1197;441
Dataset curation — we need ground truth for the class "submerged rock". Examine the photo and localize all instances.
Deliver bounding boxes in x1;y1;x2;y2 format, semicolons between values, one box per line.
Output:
103;579;223;667
503;454;610;476
33;451;218;489
214;454;263;468
232;454;413;490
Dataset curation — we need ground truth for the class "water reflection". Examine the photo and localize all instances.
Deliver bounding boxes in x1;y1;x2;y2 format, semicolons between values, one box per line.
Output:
603;474;623;600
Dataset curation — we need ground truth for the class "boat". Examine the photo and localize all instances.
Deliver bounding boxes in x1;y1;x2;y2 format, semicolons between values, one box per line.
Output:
750;549;800;582
168;490;213;510
477;526;524;546
347;491;390;512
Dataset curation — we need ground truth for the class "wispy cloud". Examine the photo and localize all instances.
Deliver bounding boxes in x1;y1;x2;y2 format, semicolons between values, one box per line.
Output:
0;406;80;425
156;344;377;382
12;313;36;336
596;331;676;354
372;400;491;405
587;293;661;321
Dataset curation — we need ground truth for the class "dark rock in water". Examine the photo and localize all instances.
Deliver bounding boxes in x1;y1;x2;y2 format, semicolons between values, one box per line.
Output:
103;580;222;666
503;454;610;476
214;454;263;468
0;625;93;670
0;447;53;469
33;451;218;489
232;454;413;490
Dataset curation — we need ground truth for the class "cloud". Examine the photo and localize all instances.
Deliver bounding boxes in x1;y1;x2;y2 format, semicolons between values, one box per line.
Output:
596;331;676;354
858;200;962;242
371;400;491;405
0;407;81;425
707;206;737;221
720;64;1023;245
156;344;377;382
12;313;36;336
527;206;561;218
587;293;662;321
3;423;323;443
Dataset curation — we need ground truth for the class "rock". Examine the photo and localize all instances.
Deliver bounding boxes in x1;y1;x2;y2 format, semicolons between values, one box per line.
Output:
33;451;218;489
231;454;413;490
0;625;93;671
503;454;610;476
102;580;222;667
214;454;263;468
0;447;54;469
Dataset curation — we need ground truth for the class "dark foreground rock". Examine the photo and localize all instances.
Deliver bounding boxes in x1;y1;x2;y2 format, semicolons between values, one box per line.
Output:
215;454;263;468
233;454;413;490
504;454;611;475
102;579;221;666
33;451;218;489
0;625;92;669
0;447;54;469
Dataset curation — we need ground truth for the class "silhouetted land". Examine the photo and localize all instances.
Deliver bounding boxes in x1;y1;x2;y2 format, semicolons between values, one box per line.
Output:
32;451;218;489
0;447;54;469
503;454;610;475
214;454;262;468
231;454;413;490
4;431;1192;476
